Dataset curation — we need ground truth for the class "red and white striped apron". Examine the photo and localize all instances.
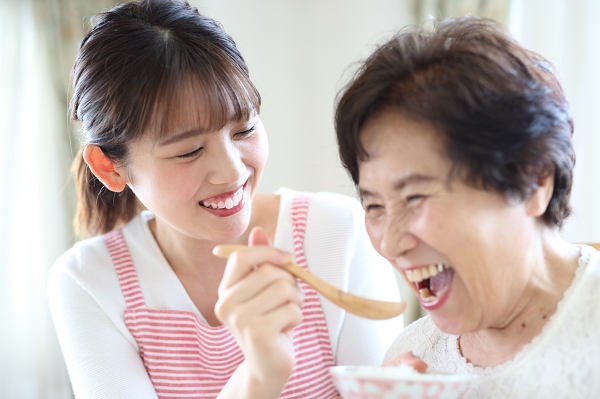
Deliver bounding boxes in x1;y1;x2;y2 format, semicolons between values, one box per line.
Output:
104;194;339;398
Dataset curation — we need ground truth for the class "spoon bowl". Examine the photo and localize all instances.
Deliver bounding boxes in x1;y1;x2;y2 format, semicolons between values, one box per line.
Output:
213;244;406;320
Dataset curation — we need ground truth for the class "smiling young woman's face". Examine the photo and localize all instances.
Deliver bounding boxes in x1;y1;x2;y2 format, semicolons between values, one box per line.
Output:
358;109;544;335
119;89;268;243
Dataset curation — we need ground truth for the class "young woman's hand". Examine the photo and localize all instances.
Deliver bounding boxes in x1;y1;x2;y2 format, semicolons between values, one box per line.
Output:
382;351;428;373
215;227;302;398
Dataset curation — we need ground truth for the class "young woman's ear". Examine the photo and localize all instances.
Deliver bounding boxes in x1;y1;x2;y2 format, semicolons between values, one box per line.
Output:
82;145;128;192
525;174;554;218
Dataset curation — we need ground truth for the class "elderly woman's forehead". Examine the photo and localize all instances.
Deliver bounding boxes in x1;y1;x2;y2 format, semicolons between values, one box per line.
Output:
360;110;445;154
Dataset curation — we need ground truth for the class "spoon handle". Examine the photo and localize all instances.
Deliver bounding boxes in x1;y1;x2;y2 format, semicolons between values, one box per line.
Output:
213;244;406;320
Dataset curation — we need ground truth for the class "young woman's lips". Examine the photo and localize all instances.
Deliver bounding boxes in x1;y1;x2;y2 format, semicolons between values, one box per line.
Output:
199;183;246;218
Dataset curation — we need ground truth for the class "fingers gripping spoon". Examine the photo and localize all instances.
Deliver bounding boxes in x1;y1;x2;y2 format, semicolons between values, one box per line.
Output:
213;244;407;320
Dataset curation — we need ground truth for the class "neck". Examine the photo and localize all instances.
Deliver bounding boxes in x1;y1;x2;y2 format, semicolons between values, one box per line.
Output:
146;194;280;326
459;229;580;368
150;219;225;275
149;193;280;275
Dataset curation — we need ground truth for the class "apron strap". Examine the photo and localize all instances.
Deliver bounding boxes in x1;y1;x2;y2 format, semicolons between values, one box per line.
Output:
104;229;146;309
290;193;312;268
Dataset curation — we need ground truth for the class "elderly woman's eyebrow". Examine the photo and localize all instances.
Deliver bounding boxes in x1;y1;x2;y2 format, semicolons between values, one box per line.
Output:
359;174;438;199
392;174;438;190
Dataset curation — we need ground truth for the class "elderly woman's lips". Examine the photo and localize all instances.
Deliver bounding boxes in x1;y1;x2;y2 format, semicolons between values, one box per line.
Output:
405;265;454;306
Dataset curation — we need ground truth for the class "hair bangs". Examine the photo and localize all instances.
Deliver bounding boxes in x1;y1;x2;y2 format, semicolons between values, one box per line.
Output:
147;62;261;141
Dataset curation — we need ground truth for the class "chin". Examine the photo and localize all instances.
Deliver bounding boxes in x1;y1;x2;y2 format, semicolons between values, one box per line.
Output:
207;221;249;243
220;213;253;241
429;312;466;335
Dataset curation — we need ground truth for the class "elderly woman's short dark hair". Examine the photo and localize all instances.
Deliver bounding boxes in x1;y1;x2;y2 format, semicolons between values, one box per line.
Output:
335;16;574;228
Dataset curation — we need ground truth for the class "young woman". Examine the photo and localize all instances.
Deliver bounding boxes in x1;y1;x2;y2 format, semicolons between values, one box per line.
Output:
47;1;402;398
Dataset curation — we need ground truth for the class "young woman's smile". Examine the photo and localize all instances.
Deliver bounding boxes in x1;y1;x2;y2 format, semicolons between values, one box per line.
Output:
199;181;247;217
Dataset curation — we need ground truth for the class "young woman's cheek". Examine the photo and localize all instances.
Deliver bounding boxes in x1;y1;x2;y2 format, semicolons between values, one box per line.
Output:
251;131;269;163
241;134;268;179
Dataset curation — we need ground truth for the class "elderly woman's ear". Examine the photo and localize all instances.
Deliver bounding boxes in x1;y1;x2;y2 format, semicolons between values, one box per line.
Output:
525;174;555;219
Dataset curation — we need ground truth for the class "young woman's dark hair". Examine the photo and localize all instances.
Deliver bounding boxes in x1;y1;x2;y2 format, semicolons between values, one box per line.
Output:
335;16;574;228
71;0;260;237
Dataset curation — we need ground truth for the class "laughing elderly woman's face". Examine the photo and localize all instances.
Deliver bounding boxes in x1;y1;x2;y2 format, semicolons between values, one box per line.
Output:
357;108;555;335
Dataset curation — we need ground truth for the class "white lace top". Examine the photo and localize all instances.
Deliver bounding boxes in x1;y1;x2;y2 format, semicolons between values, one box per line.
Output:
384;245;600;399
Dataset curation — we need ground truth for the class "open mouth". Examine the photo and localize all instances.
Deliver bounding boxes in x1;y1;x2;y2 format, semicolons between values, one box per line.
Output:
199;184;245;210
405;264;455;308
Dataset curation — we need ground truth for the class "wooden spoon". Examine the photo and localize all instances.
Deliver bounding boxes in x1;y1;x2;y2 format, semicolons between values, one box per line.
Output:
213;244;407;320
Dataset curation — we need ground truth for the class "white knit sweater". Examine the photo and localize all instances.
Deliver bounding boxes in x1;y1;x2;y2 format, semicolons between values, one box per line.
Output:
48;188;403;398
384;245;600;399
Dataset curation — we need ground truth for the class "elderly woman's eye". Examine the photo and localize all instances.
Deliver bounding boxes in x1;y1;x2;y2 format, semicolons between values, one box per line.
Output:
406;195;426;203
366;204;382;211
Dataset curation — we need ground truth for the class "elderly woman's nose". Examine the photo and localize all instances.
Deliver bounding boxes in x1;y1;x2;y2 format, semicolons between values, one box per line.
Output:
379;213;417;259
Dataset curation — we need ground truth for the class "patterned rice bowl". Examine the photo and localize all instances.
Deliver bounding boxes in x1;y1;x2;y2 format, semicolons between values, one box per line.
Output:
329;365;472;399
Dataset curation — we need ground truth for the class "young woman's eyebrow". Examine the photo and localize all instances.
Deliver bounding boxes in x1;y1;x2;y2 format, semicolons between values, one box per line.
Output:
158;128;210;146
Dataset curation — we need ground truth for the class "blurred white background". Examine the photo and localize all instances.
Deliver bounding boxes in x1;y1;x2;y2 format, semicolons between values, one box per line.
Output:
1;0;599;397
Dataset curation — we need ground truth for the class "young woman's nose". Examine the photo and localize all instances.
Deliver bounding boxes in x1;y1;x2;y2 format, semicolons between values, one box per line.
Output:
205;141;246;185
379;210;418;260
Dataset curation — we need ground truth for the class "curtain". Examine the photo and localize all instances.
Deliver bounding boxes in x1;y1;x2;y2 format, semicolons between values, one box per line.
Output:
0;1;73;396
508;0;600;243
412;0;512;25
0;0;117;397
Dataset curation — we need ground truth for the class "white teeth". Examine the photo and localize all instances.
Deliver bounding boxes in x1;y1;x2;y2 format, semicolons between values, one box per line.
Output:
202;186;245;209
416;268;424;281
405;264;450;283
429;264;437;276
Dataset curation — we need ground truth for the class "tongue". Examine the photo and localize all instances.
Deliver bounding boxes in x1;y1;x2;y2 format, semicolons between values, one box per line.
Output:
428;267;454;295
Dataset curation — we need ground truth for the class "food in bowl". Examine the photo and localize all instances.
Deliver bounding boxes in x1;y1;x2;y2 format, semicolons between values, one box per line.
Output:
329;365;472;399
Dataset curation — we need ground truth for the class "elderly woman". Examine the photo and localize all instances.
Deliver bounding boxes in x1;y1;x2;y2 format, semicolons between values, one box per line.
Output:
335;17;600;398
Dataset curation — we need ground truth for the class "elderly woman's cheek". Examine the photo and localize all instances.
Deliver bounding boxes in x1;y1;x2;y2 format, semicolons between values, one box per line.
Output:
404;204;436;241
